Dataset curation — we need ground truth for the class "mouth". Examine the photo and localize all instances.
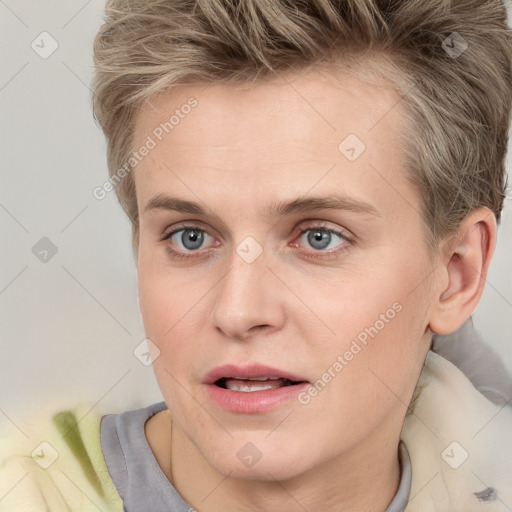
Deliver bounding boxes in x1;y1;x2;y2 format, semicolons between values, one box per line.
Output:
204;364;310;413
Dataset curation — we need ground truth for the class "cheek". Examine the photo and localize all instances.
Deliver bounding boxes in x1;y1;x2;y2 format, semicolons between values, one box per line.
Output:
303;302;428;450
313;259;432;409
138;271;202;410
138;257;196;336
137;256;215;362
311;268;413;350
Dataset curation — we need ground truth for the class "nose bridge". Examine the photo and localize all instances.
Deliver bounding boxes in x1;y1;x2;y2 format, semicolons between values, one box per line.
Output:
211;246;283;340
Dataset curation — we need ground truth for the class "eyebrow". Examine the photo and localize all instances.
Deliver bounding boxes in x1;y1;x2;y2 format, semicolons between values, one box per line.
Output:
143;193;380;217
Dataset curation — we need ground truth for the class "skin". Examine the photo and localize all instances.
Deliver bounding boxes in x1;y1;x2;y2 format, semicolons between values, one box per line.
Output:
134;66;496;512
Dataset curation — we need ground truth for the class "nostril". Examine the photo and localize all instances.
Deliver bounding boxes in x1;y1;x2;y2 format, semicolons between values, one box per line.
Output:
248;324;271;334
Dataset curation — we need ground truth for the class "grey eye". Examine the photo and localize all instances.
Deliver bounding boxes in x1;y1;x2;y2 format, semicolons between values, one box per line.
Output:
171;229;210;251
300;229;344;251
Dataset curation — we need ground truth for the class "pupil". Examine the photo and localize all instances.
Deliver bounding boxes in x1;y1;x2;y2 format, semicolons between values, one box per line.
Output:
182;229;204;250
308;229;330;250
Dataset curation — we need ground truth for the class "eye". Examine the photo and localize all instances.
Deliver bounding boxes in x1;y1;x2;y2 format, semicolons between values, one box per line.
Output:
294;223;353;256
164;226;216;254
300;229;342;250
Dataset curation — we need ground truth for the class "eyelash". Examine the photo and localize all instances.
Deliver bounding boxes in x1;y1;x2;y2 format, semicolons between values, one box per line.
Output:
161;222;355;261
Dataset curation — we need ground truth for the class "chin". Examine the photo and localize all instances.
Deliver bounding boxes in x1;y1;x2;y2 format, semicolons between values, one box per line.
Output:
213;457;306;482
200;436;315;482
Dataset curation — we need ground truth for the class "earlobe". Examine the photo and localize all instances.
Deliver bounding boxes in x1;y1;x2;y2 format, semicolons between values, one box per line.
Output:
428;208;496;335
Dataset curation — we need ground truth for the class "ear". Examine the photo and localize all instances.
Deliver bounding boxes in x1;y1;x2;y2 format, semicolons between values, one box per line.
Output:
428;207;497;335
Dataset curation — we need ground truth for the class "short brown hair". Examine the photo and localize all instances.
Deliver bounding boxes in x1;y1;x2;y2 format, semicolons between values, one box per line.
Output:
92;0;512;260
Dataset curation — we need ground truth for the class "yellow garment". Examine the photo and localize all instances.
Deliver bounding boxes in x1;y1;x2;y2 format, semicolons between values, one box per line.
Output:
0;404;122;512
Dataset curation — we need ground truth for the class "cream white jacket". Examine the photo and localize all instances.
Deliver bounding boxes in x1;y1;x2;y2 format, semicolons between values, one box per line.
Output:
403;350;512;510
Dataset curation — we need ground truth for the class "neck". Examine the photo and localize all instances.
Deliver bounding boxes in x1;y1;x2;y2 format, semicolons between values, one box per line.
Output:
169;419;402;512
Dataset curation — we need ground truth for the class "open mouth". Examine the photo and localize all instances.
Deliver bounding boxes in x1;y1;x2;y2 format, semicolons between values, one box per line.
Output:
214;377;303;392
206;367;310;412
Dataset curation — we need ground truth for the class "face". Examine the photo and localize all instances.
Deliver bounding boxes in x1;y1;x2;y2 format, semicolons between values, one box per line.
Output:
134;66;436;480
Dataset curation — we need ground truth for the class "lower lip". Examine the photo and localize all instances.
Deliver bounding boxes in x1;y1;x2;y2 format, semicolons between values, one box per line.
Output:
205;382;310;414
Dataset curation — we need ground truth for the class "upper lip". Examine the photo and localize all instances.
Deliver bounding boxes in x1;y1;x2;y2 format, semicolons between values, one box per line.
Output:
203;364;309;384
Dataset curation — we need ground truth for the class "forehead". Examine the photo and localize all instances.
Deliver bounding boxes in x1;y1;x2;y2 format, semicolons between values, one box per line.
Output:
132;66;419;220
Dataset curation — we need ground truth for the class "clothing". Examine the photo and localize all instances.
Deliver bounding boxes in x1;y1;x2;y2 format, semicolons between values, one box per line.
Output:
2;345;512;510
431;316;512;406
0;404;122;512
99;403;410;511
402;349;512;511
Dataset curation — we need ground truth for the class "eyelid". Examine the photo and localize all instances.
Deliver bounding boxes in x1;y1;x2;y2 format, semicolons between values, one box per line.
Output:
162;219;353;240
293;220;355;243
161;221;219;241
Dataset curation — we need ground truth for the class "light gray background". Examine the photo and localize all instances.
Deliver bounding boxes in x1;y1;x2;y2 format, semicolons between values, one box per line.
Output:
1;1;512;429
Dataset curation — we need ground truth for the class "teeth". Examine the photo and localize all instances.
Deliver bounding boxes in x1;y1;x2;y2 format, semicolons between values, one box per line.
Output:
225;381;283;392
223;378;291;392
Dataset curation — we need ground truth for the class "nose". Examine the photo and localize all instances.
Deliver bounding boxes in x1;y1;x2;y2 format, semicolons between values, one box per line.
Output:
211;247;285;341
